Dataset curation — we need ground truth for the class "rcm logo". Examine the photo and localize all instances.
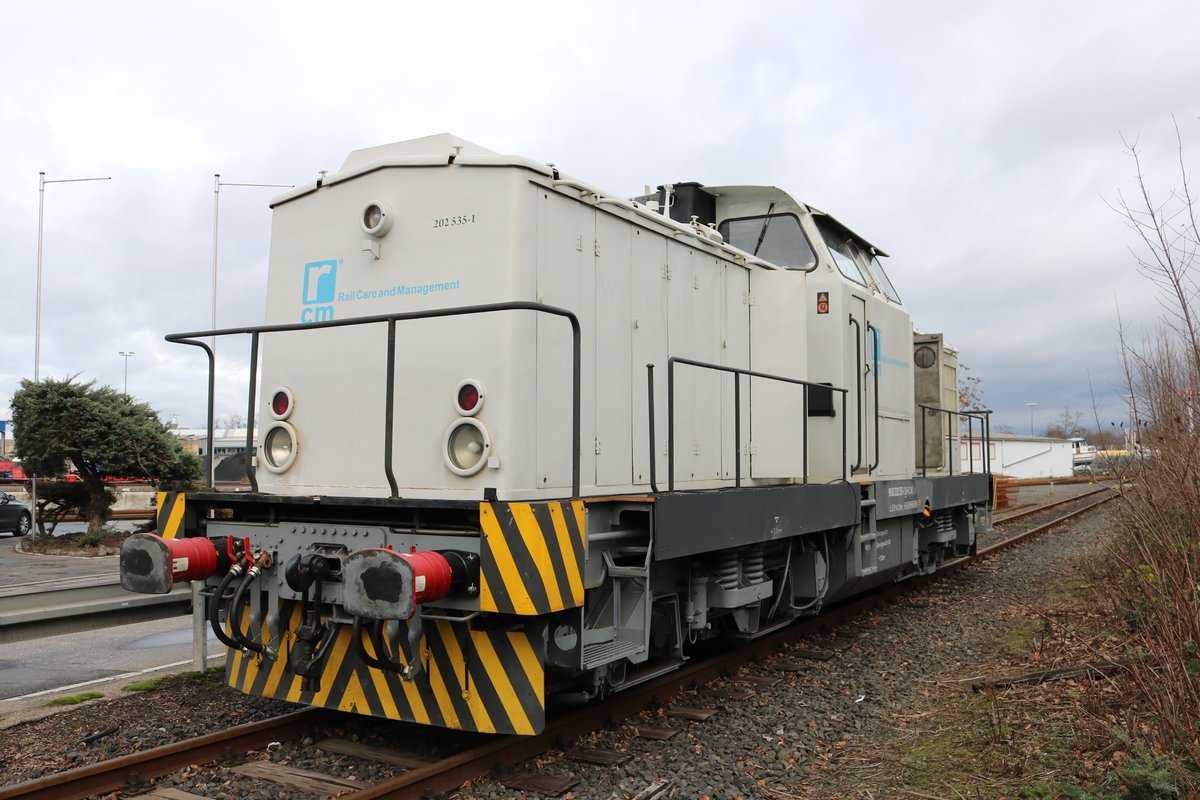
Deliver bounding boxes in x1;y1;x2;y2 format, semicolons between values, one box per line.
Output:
301;260;337;323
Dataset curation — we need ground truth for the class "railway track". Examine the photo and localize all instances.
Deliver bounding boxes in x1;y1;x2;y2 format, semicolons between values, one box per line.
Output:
989;482;1122;539
0;487;1121;800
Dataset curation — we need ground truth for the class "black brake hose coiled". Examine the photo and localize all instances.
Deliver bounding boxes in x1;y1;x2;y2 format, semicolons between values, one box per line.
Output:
351;617;417;677
208;567;243;649
229;569;266;653
370;619;408;672
352;616;390;671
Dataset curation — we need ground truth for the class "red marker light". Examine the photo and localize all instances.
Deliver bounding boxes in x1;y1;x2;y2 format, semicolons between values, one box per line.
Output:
271;388;293;419
457;384;479;413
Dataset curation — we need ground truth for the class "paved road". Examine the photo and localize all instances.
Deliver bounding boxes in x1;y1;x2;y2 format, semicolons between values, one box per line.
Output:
0;612;223;727
0;615;219;700
0;523;139;588
0;528;224;728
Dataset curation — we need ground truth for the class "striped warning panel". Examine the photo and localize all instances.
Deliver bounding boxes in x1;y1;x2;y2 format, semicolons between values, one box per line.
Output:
479;500;586;615
156;491;185;539
227;602;547;734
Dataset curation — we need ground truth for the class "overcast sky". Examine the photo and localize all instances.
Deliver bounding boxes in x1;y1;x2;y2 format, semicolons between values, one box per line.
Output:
2;1;1196;437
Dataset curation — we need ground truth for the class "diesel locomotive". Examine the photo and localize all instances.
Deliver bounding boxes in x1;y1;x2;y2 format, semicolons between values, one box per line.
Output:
120;134;991;735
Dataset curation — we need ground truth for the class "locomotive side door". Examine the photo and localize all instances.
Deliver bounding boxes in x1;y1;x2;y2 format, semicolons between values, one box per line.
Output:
849;292;869;476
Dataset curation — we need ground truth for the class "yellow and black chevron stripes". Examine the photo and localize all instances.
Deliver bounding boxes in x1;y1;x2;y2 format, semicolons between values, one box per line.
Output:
226;601;547;735
156;491;185;539
479;500;586;615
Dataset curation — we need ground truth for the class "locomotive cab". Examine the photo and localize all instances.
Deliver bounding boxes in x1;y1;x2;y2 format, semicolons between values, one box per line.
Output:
647;181;916;483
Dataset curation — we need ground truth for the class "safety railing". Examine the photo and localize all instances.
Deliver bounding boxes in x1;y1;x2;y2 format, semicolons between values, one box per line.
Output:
166;301;581;498
918;405;992;477
647;357;848;492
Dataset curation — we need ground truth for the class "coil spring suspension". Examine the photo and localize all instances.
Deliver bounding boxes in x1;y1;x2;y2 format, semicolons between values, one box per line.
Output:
742;547;765;585
712;552;739;590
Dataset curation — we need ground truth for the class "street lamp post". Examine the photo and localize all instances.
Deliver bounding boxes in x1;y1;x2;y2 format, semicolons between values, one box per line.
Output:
208;175;291;493
1026;402;1037;436
32;172;111;536
119;351;135;394
1122;394;1140;450
204;175;286;678
211;175;292;351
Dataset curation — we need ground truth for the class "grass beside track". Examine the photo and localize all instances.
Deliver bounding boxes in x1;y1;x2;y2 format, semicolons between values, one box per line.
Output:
879;505;1189;799
45;692;104;707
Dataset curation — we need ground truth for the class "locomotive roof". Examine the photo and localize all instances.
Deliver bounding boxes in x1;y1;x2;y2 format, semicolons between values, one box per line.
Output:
338;133;506;172
270;133;559;206
704;185;889;258
270;135;888;260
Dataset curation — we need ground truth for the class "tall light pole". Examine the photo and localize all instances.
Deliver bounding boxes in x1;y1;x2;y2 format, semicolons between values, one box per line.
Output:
1122;394;1140;450
211;175;292;351
36;173;111;382
1026;402;1037;436
119;351;135;395
33;172;111;536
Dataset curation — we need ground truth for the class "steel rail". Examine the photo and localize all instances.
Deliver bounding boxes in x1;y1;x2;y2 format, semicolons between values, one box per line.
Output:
347;489;1124;798
0;708;332;800
7;492;1121;800
992;484;1118;525
340;586;897;799
979;492;1119;557
346;490;1123;798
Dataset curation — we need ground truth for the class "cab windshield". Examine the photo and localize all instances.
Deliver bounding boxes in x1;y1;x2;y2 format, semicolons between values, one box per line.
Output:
814;218;901;302
815;218;868;285
718;214;817;271
862;254;901;303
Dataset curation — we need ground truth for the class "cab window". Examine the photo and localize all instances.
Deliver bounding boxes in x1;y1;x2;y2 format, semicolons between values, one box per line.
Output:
863;255;901;303
718;214;817;271
815;218;872;287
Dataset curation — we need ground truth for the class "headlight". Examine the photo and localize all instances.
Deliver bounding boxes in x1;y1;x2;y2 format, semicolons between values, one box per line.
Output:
261;422;299;473
361;202;394;237
443;418;491;477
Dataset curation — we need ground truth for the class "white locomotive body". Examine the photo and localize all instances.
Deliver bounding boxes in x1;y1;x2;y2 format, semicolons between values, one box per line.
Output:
121;134;991;735
255;134;923;499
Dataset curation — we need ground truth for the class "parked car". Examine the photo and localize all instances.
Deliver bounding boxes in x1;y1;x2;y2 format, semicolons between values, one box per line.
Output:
0;491;31;536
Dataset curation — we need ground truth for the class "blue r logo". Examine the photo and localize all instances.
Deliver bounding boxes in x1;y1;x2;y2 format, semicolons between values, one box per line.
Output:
303;260;337;304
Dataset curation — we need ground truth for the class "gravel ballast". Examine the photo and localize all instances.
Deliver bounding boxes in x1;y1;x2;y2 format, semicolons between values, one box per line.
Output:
0;491;1116;799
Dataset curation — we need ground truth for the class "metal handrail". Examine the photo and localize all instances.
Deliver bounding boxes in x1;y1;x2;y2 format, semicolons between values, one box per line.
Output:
919;405;992;478
847;314;863;472
867;323;880;472
166;301;582;498
658;357;848;491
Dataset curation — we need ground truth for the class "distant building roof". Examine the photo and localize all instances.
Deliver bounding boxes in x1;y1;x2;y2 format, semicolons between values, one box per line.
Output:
965;432;1076;444
174;428;251;440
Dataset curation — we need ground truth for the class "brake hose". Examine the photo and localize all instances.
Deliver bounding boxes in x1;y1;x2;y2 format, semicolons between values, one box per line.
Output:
208;566;244;649
229;568;266;653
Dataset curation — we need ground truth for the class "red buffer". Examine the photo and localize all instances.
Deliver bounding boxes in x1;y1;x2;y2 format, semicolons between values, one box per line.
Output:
119;533;223;594
342;547;479;620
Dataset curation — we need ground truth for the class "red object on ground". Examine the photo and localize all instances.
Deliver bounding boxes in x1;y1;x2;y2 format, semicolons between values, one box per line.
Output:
0;460;26;481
